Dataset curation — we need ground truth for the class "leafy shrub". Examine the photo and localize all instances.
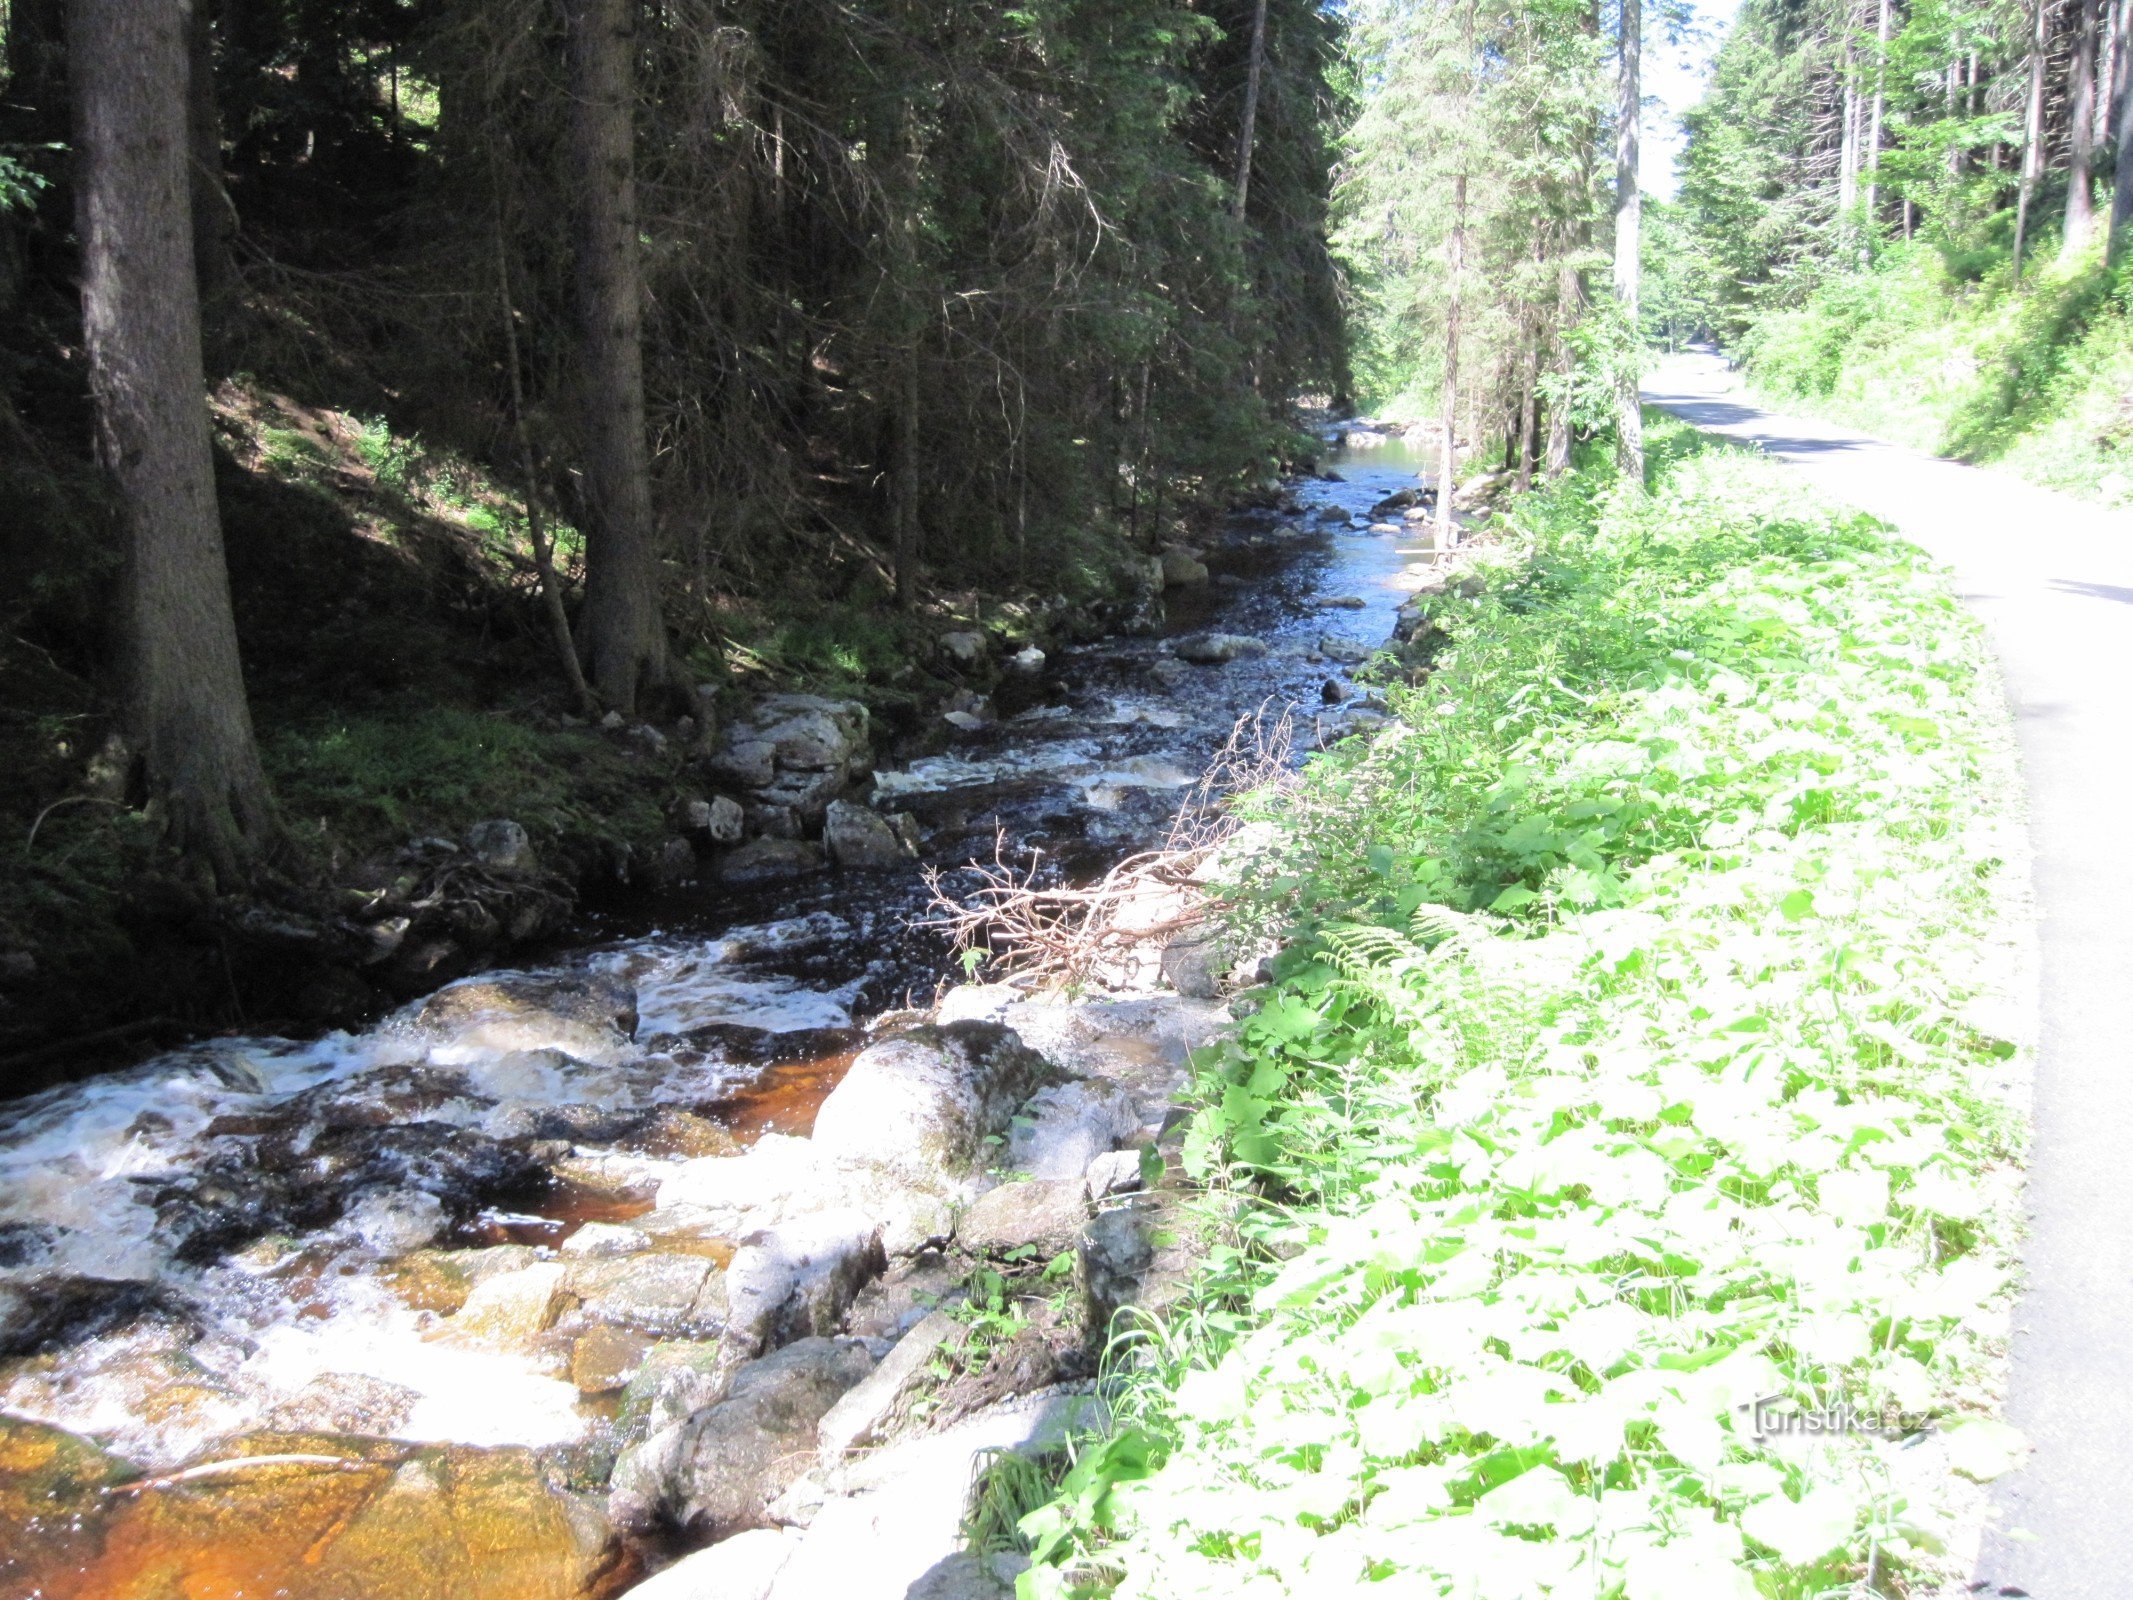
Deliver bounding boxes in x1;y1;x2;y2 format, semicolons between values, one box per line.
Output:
1017;417;2028;1599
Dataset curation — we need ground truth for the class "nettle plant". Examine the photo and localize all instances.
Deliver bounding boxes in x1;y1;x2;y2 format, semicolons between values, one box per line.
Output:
1019;427;2029;1599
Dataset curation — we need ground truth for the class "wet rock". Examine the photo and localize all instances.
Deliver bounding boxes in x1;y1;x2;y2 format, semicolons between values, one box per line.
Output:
264;1372;421;1435
1319;634;1372;665
466;819;537;874
415;972;638;1064
0;1275;197;1360
561;1222;652;1259
154;1119;547;1265
816;1310;961;1464
382;1245;538;1315
626;1528;800;1600
568;1252;725;1338
1370;486;1425;516
609;1336;875;1537
937;631;988;669
0;1416;137;1581
941;709;987;734
614;1340;727;1439
1318;594;1367;609
1078;1204;1155;1339
572;1325;654;1396
811;1023;1065;1191
956;1180;1087;1259
1146;657;1190;690
20;1434;619;1600
1368;520;1403;535
449;1262;570;1353
718;838;824;884
1005;1079;1139;1180
823;801;916;869
1158;546;1208;587
724;1210;887;1357
1171;632;1267;665
1084;1148;1150;1200
1008;647;1046;675
343;1189;447;1255
1321;677;1348;704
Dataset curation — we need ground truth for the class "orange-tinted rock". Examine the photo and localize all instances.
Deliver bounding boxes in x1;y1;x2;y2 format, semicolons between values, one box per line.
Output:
1;1430;630;1600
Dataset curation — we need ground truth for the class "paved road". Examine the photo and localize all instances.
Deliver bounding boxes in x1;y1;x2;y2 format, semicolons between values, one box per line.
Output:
1647;352;2133;1599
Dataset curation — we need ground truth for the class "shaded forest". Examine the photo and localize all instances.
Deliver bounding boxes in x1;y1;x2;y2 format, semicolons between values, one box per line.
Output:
0;0;1352;1063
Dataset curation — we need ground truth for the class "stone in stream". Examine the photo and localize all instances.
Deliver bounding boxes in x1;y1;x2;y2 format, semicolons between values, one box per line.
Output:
1171;632;1267;665
1159;545;1209;586
447;1262;570;1354
608;1336;876;1538
0;1423;620;1600
717;838;824;885
810;1024;1066;1192
822;800;916;870
1318;594;1367;609
567;1252;726;1339
1319;634;1372;665
572;1324;654;1396
414;971;638;1065
262;1371;421;1434
722;1210;886;1358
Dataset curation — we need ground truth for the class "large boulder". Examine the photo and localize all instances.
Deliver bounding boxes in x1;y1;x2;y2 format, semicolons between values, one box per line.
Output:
609;1338;875;1537
706;696;872;824
810;1024;1064;1191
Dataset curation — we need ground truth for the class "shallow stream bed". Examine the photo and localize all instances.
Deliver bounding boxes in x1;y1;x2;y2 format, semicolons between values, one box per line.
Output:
0;433;1456;1598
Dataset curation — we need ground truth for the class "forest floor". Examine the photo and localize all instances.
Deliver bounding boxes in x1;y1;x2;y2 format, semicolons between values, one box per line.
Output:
1648;348;2133;1599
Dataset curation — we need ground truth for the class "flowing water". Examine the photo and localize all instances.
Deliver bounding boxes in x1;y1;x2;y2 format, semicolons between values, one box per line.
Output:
0;431;1451;1596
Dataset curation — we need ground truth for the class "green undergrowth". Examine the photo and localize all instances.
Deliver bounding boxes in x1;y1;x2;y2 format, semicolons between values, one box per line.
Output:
1742;240;2133;508
1017;417;2031;1598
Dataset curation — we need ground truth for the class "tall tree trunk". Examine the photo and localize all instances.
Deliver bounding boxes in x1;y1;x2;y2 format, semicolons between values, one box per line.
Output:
1231;0;1270;220
2065;0;2103;257
1436;171;1467;549
1864;0;1891;249
1614;0;1644;486
565;0;668;715
70;0;278;887
1838;77;1858;218
2013;0;2050;282
2113;0;2133;263
187;0;237;350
